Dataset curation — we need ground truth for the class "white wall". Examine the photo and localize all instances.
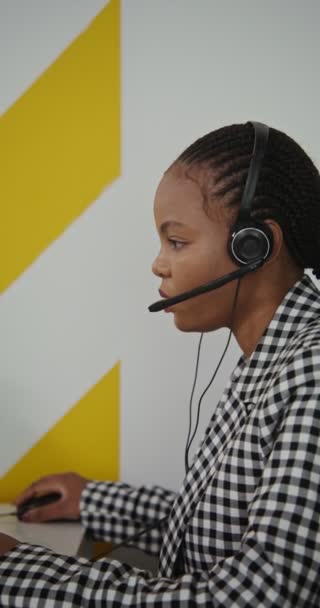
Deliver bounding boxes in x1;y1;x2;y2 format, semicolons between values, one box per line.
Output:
1;0;319;492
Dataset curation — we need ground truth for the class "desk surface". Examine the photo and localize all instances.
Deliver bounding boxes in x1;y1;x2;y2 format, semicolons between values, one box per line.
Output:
0;503;86;556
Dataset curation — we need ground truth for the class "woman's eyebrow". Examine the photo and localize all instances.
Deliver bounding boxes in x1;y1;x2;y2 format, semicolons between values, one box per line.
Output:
160;220;186;235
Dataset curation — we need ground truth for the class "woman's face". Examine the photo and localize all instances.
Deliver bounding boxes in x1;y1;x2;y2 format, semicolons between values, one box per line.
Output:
152;164;240;332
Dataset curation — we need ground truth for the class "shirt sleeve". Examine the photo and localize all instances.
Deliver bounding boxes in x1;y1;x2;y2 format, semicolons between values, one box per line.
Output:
0;355;319;606
80;481;176;554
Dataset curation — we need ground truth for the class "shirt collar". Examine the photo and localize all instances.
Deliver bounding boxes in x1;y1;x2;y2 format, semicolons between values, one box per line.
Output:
234;274;320;399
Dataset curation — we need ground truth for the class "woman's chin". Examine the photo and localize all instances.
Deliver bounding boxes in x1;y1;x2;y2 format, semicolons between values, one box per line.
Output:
173;313;192;332
173;313;203;333
173;312;224;333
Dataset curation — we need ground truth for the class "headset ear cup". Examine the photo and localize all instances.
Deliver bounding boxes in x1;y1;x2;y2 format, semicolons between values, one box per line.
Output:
229;222;273;266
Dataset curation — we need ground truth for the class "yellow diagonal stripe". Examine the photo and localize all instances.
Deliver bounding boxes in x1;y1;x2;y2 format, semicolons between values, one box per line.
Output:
0;0;120;293
0;363;120;502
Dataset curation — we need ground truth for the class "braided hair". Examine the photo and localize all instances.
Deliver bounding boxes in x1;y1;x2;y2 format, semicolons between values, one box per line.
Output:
174;123;320;278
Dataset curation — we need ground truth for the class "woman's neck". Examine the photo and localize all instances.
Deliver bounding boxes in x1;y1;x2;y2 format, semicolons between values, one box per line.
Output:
232;265;303;358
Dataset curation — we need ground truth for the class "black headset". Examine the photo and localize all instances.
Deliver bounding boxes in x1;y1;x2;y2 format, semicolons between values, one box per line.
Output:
228;121;273;266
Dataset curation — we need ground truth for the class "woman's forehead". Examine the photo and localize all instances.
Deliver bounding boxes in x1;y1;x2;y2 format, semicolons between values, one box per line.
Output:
156;168;203;203
154;170;205;222
155;164;233;226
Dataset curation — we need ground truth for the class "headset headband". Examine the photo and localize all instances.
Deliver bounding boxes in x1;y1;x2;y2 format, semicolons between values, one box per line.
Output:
237;121;269;222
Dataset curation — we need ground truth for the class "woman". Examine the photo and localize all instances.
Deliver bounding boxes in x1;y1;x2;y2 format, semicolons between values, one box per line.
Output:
0;121;320;606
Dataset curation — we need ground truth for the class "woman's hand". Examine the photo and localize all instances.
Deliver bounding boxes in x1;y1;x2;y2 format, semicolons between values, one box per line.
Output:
0;533;18;556
14;472;90;522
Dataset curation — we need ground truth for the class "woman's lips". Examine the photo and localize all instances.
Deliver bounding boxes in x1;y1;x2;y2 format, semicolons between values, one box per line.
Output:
159;289;173;312
159;289;169;298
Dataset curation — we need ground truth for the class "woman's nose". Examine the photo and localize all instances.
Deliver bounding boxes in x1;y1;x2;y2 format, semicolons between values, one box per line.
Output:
152;252;170;278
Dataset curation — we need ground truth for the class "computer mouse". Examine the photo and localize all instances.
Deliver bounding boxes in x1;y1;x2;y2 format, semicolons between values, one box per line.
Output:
17;492;61;521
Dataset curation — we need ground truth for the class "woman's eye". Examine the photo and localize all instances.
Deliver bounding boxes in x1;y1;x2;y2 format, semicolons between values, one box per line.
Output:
168;238;185;250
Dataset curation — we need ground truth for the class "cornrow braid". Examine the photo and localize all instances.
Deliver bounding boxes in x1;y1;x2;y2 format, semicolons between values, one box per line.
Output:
175;123;320;277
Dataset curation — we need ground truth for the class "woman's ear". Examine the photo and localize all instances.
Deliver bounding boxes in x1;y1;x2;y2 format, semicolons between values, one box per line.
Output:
264;220;284;265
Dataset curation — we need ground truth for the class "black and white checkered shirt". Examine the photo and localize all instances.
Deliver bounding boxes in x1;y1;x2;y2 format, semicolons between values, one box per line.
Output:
1;274;320;606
